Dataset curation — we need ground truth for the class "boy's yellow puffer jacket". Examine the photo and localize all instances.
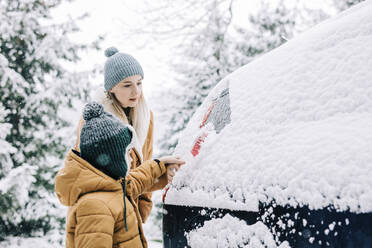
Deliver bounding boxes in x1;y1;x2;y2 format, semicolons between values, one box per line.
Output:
55;150;166;248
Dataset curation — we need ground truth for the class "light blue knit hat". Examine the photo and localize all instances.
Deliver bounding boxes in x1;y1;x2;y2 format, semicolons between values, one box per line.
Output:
104;47;144;91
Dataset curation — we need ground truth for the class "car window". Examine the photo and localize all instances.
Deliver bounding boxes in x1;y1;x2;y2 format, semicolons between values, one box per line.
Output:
191;87;231;157
204;88;231;134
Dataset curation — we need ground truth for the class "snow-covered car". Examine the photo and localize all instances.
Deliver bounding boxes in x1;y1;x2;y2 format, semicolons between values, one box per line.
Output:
162;2;372;248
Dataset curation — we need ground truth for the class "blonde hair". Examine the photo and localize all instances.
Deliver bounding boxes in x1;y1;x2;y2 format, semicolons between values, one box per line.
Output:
106;91;150;149
107;92;135;124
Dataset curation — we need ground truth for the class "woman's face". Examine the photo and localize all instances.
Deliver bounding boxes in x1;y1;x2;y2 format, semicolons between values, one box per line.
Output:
109;75;143;108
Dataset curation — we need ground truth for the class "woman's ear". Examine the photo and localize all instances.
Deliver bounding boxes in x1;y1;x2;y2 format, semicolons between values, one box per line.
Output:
108;84;116;94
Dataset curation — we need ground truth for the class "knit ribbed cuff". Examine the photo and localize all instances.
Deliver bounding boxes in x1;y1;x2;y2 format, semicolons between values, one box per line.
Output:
153;159;166;175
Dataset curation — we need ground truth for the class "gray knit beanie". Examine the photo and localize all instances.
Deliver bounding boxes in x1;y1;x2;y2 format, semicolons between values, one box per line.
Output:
104;47;144;91
79;102;132;180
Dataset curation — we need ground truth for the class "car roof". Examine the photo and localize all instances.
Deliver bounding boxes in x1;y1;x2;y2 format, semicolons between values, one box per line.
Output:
165;1;372;213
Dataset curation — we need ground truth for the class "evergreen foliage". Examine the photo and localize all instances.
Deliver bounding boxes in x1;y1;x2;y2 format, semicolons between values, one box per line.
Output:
0;0;99;244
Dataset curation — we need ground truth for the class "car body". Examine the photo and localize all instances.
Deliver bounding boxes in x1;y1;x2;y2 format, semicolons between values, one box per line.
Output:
163;2;372;247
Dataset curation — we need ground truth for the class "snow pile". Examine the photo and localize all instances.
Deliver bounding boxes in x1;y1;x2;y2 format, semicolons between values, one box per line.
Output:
186;214;289;248
1;232;63;248
166;1;372;213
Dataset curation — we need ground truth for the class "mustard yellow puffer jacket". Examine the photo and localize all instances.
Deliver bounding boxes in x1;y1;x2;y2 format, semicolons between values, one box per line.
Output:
55;150;166;248
74;111;168;223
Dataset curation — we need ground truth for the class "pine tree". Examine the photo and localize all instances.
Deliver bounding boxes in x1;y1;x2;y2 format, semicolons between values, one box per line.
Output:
0;0;99;245
157;0;236;154
0;102;16;180
234;1;296;70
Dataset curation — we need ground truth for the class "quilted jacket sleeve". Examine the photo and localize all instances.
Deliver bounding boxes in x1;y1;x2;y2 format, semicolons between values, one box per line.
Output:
147;173;169;192
75;199;115;248
126;160;166;200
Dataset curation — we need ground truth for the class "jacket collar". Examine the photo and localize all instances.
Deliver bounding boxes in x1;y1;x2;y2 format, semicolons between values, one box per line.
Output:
55;150;122;206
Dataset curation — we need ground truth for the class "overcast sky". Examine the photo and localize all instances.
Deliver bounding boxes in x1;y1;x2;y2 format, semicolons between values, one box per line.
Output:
52;0;333;98
52;0;202;98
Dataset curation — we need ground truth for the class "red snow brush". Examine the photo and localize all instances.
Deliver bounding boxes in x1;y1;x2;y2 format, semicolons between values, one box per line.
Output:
191;132;208;157
162;187;170;203
200;101;215;128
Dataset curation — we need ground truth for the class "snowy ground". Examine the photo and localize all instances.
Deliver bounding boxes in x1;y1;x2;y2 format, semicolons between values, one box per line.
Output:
1;237;163;248
148;240;163;248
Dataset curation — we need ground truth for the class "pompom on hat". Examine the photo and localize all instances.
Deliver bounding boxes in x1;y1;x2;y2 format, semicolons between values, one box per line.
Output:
104;47;119;57
103;46;144;91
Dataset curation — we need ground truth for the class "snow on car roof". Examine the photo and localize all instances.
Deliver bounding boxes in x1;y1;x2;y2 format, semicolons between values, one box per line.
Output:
165;1;372;213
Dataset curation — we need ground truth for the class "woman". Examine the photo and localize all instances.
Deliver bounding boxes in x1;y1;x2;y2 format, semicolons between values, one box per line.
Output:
74;47;175;223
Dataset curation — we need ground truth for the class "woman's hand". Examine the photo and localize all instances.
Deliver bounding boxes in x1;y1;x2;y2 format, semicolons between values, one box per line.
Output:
159;155;185;183
159;155;185;166
166;164;179;183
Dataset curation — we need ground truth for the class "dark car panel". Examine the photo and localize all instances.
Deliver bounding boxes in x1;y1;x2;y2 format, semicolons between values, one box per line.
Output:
163;203;372;248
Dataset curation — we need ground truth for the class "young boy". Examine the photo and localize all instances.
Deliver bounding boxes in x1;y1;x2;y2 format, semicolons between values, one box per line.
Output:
55;102;184;248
